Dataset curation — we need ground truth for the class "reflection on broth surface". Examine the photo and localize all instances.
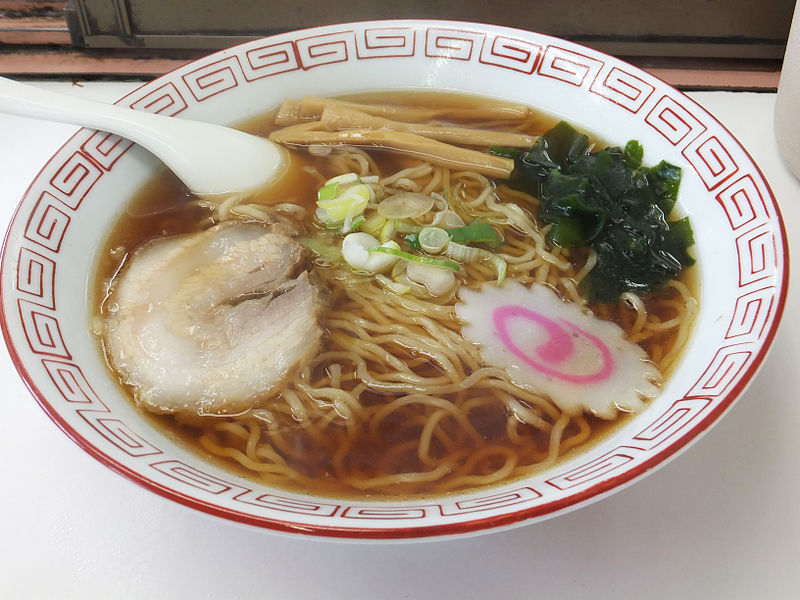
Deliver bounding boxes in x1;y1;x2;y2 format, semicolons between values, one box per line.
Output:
95;92;697;498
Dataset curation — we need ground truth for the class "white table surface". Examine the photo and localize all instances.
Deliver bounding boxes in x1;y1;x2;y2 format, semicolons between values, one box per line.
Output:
0;83;798;599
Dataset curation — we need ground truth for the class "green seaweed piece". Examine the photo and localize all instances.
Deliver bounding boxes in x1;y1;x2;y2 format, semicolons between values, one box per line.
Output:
490;121;694;303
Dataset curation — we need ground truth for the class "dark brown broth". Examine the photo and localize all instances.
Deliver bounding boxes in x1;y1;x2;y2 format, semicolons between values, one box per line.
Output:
94;92;696;498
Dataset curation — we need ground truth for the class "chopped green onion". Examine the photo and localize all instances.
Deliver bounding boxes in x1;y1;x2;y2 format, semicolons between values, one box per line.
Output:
360;214;386;238
316;179;371;232
446;220;503;248
376;274;412;295
317;182;339;201
318;214;342;230
390;259;406;280
404;261;457;296
444;240;482;263
379;218;396;243
342;234;401;273
326;172;360;186
418;227;449;253
369;246;461;271
377;192;435;219
483;252;507;284
445;240;506;285
406;220;502;250
430;209;465;229
394;220;422;234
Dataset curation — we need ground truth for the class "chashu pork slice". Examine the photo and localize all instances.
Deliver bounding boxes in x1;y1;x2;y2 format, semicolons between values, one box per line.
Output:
102;221;325;417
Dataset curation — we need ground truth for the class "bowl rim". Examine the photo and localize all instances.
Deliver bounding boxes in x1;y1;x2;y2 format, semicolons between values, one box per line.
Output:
0;18;790;540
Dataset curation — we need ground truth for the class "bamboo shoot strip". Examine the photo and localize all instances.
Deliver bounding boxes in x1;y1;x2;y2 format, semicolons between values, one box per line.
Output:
319;105;537;148
269;125;515;178
275;98;306;125
299;96;531;123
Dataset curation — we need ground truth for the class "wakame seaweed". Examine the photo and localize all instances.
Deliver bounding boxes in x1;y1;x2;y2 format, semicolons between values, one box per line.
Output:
491;121;694;303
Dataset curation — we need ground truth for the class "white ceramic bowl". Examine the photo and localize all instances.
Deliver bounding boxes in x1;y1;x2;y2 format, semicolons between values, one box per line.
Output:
0;20;788;541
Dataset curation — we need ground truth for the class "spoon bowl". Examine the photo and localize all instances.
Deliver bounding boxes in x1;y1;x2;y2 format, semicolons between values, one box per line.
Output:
0;76;287;197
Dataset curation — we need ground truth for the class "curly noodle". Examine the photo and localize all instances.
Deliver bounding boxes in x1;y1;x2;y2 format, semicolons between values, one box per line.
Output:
183;145;696;498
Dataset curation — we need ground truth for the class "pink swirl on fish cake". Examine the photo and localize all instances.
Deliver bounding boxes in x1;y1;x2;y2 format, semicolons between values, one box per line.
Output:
492;304;615;384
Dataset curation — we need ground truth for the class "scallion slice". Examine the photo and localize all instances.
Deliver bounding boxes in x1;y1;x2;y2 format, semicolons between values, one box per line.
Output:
418;227;449;254
369;246;461;271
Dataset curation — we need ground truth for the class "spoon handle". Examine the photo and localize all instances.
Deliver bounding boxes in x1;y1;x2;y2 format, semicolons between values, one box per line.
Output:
0;77;285;197
0;76;181;151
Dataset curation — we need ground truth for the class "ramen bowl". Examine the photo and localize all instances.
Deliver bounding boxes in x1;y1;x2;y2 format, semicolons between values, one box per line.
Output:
0;20;787;541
